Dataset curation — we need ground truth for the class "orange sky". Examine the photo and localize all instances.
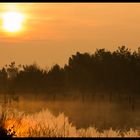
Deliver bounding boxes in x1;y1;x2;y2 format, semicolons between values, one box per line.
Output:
0;3;140;69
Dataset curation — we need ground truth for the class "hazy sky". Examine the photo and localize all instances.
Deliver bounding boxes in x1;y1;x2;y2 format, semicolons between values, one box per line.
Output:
0;3;140;69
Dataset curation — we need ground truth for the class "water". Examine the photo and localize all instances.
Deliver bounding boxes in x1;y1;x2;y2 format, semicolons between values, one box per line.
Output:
9;93;140;131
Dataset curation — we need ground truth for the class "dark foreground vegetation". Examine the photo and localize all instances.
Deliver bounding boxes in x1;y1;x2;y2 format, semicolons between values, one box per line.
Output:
0;46;140;101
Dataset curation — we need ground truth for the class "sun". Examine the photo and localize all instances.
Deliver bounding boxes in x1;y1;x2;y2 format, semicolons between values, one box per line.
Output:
2;11;24;33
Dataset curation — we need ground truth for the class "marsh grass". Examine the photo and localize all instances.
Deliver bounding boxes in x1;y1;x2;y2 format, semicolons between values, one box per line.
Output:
0;107;16;137
0;106;139;137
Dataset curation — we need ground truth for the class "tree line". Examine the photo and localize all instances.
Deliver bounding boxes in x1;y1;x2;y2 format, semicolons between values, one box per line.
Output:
0;46;140;99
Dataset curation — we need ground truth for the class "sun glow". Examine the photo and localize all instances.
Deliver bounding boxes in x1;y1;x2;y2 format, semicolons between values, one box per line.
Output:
2;11;25;33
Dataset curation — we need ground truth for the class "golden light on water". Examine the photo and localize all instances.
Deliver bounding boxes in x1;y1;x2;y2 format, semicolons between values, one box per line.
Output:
2;11;25;33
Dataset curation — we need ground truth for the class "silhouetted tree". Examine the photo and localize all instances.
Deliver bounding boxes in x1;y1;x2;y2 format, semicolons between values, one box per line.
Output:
15;63;47;92
1;46;140;101
0;68;8;91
